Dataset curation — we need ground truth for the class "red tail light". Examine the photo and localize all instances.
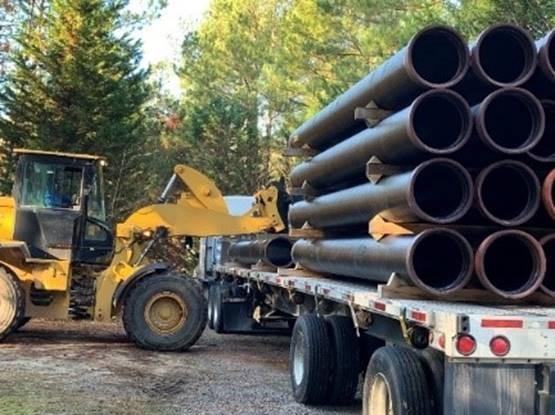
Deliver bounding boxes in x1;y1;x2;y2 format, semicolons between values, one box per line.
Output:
456;334;476;356
490;336;510;356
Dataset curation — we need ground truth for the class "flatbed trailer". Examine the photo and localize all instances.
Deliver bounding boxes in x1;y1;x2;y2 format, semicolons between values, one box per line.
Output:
200;239;555;414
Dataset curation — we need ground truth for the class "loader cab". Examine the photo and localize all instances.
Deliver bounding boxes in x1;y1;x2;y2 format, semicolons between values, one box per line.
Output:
12;149;114;267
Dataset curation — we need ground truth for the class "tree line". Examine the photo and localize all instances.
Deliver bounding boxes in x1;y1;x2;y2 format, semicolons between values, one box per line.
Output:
0;0;554;220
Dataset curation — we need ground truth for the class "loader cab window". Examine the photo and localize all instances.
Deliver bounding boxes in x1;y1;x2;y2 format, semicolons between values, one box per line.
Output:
86;166;106;221
19;161;83;210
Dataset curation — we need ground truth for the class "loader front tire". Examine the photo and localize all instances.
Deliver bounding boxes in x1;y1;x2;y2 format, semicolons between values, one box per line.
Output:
123;273;207;351
0;268;24;340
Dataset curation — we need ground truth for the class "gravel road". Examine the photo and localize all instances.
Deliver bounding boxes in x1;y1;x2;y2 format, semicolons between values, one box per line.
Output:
0;320;361;415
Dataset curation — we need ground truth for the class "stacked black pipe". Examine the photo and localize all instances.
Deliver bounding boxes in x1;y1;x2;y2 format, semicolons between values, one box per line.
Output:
288;24;555;300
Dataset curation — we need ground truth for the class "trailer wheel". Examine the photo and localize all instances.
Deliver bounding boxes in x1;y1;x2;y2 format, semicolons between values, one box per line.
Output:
290;313;332;404
212;284;225;334
207;285;216;330
326;315;360;405
363;346;432;415
0;268;24;341
123;273;207;351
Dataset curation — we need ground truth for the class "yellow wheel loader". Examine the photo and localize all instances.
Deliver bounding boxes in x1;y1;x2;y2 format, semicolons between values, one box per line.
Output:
0;149;285;350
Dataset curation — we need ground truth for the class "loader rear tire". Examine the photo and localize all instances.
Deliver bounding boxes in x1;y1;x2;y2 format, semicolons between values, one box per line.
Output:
13;317;31;331
123;273;207;351
0;268;24;341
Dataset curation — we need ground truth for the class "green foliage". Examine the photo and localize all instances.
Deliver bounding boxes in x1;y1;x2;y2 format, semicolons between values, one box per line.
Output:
0;0;155;218
170;0;554;197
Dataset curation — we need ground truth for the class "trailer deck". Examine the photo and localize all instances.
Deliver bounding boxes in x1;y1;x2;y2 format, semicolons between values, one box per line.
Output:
215;264;555;362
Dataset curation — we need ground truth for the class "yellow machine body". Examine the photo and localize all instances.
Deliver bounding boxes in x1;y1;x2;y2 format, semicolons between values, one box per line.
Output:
0;151;285;323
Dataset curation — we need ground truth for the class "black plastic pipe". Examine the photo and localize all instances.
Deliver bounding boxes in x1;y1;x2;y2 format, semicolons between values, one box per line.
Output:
289;89;472;189
474;230;545;299
289;25;469;150
289;159;473;229
475;160;540;226
456;24;537;103
228;237;293;268
291;229;474;296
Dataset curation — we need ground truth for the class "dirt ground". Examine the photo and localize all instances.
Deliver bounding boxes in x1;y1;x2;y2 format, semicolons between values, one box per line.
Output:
0;320;361;415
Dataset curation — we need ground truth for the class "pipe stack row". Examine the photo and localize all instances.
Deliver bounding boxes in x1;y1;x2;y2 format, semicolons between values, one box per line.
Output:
288;24;555;300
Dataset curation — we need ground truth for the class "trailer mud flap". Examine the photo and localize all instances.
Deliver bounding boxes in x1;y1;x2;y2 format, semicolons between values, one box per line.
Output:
444;362;537;415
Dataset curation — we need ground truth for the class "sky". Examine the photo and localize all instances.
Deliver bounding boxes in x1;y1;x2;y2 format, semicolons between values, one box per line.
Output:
129;0;212;93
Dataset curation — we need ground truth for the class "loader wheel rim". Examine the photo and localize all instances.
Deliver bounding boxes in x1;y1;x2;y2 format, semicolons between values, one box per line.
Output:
0;276;16;329
144;291;187;335
369;373;394;415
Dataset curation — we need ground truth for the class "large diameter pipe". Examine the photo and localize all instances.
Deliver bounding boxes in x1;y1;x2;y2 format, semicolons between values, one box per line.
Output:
539;234;555;298
541;168;555;221
291;229;474;296
456;24;537;103
289;159;472;229
289;26;469;150
228;237;293;268
529;101;555;162
526;30;555;99
475;160;540;226
475;230;545;299
537;30;555;84
289;89;472;189
470;88;544;155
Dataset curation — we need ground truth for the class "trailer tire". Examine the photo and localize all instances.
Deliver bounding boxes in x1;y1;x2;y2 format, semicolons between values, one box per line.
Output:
0;268;24;341
326;315;360;405
207;285;216;330
212;284;225;334
363;345;432;415
418;348;444;415
123;273;207;351
290;313;333;405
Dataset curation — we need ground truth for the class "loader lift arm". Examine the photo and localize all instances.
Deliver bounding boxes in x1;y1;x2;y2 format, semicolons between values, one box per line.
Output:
95;164;287;324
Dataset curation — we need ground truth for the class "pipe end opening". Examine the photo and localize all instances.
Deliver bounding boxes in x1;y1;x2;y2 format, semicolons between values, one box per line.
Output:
541;235;555;296
411;160;473;223
480;232;545;298
529;101;555;161
410;230;472;294
266;238;293;267
410;27;469;87
481;89;544;153
477;25;536;85
477;161;540;226
412;91;472;153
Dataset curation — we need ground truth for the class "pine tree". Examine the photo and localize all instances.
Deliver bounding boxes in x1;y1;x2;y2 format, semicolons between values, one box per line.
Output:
0;0;152;218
